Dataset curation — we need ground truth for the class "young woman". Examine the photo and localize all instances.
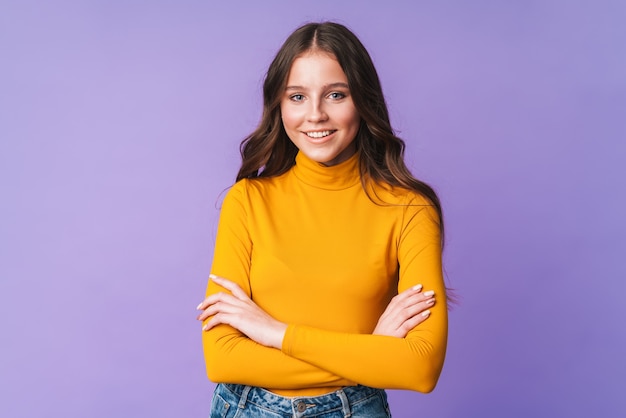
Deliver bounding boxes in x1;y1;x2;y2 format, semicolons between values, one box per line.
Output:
197;22;448;417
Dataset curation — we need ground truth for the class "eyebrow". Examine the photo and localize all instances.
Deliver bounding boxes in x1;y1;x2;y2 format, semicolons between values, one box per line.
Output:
285;82;350;92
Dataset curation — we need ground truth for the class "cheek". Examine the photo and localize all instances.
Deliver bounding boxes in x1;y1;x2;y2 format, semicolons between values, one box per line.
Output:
337;108;360;131
342;112;361;130
280;105;303;131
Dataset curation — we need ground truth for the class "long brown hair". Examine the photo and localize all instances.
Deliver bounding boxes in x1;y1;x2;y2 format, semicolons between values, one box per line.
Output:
237;22;444;245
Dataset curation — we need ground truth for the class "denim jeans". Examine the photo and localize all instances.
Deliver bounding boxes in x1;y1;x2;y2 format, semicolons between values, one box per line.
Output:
210;383;392;417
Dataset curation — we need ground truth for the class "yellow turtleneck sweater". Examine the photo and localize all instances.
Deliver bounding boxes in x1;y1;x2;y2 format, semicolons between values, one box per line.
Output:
203;151;447;396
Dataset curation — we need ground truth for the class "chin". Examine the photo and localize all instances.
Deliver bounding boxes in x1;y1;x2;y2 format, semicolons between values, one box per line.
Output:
305;152;340;164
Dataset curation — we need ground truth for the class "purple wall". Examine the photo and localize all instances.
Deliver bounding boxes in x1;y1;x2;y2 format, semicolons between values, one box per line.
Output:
1;1;625;417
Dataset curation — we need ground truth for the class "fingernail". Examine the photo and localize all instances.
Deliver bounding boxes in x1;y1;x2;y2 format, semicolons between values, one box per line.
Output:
209;274;218;280
202;324;209;331
196;302;203;310
423;290;435;297
421;310;431;317
412;284;423;291
426;299;435;306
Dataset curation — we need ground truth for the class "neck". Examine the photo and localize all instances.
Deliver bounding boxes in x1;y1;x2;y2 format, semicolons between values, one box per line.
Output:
292;151;360;190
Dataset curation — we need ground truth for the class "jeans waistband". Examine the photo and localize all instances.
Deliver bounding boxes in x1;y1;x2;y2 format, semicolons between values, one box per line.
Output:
221;383;384;416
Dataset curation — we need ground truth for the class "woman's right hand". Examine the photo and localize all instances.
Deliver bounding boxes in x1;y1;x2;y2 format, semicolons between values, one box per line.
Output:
372;285;435;338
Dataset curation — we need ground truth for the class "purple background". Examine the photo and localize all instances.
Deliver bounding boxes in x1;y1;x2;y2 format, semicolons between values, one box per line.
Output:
1;1;625;417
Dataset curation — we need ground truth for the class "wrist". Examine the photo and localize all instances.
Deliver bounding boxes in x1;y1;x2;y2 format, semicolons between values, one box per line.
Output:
270;322;288;349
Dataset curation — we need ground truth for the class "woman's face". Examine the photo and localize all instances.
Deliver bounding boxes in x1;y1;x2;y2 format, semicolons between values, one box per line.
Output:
280;51;360;166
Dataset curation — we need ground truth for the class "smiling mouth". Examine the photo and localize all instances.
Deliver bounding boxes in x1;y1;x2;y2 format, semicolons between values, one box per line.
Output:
305;130;336;139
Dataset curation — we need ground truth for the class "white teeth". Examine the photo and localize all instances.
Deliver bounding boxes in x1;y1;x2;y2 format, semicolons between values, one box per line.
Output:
305;130;333;138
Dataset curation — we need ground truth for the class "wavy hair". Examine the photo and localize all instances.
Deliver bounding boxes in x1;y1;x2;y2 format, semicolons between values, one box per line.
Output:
236;22;444;245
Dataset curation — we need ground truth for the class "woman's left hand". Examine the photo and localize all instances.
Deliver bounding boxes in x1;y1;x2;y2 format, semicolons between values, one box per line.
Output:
372;284;435;338
196;274;287;349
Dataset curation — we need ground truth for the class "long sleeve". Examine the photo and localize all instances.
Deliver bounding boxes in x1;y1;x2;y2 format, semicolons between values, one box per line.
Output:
202;181;356;391
281;201;447;392
202;151;448;395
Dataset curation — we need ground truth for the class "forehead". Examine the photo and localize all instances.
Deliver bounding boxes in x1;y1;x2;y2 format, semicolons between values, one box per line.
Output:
286;51;348;85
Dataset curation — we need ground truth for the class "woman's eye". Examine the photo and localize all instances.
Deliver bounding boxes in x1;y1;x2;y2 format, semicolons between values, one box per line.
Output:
328;92;346;100
290;94;305;102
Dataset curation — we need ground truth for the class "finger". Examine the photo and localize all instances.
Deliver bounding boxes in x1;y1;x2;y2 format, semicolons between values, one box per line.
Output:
398;291;435;311
398;309;431;333
196;296;210;310
405;289;434;303
385;286;422;313
397;284;423;298
202;313;226;332
381;296;435;331
409;284;423;293
210;274;249;300
197;300;227;322
196;292;245;321
197;300;237;322
197;291;237;310
390;292;435;315
399;298;435;320
196;281;244;310
197;294;253;322
197;295;218;311
391;285;426;306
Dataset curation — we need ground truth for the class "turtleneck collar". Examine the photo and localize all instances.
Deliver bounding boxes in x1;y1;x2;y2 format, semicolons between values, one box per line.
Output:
292;151;361;190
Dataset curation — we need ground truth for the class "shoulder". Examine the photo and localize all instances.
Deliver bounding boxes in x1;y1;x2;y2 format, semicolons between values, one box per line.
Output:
222;179;249;204
224;172;291;202
368;181;434;207
218;177;280;223
367;182;440;227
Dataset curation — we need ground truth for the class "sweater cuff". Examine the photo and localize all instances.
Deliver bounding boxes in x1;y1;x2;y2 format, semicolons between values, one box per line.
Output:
282;324;298;355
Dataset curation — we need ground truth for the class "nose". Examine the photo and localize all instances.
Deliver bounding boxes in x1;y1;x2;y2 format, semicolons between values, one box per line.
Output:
306;100;328;123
